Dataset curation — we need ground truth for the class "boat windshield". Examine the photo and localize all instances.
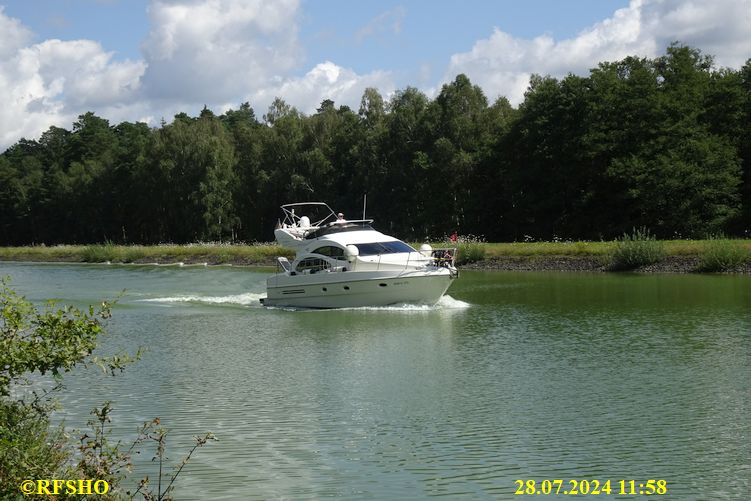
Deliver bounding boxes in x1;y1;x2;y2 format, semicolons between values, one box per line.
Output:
354;241;415;256
304;221;373;239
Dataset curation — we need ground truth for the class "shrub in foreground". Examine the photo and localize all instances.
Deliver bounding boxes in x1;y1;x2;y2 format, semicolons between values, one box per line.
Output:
0;279;213;500
697;236;751;272
608;227;665;271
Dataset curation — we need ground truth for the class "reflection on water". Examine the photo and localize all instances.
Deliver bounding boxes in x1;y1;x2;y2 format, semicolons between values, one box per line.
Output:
2;263;750;500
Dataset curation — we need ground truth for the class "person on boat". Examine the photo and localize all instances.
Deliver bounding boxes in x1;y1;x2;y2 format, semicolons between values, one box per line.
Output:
443;249;453;267
336;212;346;223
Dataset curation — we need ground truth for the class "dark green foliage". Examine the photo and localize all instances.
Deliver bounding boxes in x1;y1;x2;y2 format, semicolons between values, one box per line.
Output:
1;43;750;245
604;46;742;237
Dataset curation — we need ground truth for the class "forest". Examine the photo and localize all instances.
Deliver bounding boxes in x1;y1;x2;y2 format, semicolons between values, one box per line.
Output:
1;44;749;245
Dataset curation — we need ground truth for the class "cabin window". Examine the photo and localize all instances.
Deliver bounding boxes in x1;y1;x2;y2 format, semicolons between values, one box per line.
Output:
354;241;415;256
311;246;345;258
295;257;330;274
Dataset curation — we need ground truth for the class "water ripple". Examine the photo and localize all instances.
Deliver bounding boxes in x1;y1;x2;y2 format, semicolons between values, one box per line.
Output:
3;263;746;500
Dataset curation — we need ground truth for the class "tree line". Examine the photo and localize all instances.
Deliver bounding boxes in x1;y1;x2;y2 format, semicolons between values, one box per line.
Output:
1;43;749;245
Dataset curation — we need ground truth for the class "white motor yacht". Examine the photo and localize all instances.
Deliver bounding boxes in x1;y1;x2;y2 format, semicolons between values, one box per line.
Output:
260;202;458;308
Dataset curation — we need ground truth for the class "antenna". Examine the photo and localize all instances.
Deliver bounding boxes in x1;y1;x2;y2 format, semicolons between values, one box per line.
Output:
362;193;367;220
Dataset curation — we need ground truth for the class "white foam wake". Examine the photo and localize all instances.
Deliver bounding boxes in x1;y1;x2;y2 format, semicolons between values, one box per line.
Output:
436;295;471;309
139;292;264;306
337;295;471;312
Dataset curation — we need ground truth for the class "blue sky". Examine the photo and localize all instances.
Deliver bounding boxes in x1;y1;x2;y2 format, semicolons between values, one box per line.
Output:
2;1;146;57
296;0;631;78
4;1;630;66
1;0;750;149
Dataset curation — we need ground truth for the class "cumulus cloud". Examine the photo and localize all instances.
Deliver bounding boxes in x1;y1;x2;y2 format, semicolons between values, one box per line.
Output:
137;0;398;117
0;6;32;59
0;0;397;149
4;0;750;150
251;61;395;115
0;8;145;148
445;0;751;105
140;0;302;102
22;40;145;108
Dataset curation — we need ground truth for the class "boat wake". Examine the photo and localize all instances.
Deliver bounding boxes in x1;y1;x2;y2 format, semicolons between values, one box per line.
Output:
336;295;471;312
139;292;264;306
435;295;471;309
138;293;468;311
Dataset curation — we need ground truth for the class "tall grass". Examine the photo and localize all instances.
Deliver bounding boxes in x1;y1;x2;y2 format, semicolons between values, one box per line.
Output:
456;242;487;265
6;242;291;265
477;241;614;257
697;236;751;272
608;227;666;271
81;241;118;262
442;235;487;265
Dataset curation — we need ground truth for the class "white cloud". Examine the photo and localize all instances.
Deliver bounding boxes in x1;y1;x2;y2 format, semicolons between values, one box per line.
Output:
140;0;302;101
0;8;145;148
0;6;32;59
4;0;750;150
252;61;395;116
138;0;398;118
445;0;751;105
642;0;751;67
23;40;145;108
0;0;399;149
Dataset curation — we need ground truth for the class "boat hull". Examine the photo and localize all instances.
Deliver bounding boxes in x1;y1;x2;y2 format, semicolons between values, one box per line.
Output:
262;269;455;309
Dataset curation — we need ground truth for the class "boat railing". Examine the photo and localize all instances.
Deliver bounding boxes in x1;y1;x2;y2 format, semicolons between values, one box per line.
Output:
371;249;456;272
279;202;337;229
431;247;457;268
370;251;415;272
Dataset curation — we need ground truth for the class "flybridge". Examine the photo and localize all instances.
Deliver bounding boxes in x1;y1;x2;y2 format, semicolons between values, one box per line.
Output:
304;221;374;240
274;202;374;247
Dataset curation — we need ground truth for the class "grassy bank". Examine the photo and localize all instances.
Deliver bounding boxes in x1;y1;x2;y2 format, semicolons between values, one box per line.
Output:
0;242;291;265
1;239;750;272
450;239;749;258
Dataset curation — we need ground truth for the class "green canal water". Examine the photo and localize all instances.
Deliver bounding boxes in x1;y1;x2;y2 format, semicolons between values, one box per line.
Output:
2;262;750;500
